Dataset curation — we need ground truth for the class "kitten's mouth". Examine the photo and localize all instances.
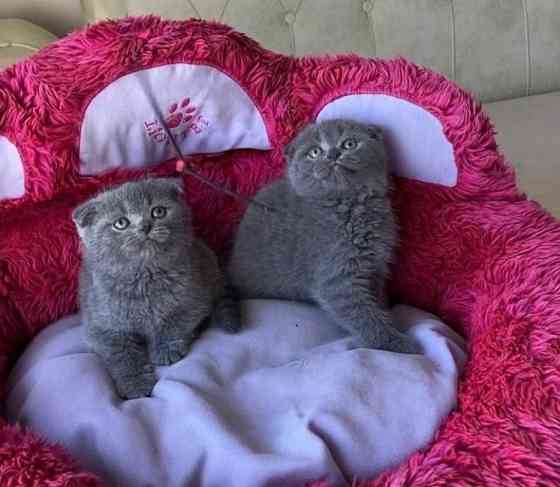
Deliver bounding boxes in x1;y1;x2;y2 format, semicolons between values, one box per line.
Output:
125;238;159;256
314;166;332;180
330;168;353;191
146;228;170;243
333;162;357;173
143;237;168;249
314;162;357;181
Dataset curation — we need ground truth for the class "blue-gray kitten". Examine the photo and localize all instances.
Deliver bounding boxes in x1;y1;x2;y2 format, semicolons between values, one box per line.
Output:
73;178;238;400
229;119;419;354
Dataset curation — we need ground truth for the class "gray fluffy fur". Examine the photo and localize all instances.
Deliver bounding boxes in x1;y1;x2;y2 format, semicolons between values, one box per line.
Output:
229;119;419;354
73;178;239;400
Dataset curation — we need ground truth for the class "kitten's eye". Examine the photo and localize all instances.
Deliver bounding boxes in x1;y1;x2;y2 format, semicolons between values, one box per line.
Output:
151;206;167;219
342;138;358;150
307;147;323;159
112;217;130;231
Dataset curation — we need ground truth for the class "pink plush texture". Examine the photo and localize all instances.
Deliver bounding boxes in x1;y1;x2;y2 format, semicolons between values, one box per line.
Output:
0;421;103;486
1;16;559;487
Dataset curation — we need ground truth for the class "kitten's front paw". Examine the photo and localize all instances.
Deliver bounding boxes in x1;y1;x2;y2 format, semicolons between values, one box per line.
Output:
211;300;242;333
388;336;422;355
221;318;242;333
115;366;157;400
358;332;422;355
213;310;242;333
151;338;192;365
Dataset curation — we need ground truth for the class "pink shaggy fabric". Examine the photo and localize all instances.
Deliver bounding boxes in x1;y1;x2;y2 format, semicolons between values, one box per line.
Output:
1;17;560;486
0;421;103;486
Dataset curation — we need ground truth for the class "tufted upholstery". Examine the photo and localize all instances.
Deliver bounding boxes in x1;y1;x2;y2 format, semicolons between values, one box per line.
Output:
79;0;560;103
0;0;83;37
3;0;560;103
0;19;57;68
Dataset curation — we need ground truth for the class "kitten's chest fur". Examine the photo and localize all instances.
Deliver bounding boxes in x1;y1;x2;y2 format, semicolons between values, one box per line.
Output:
231;178;396;301
304;191;396;267
257;179;395;252
82;255;215;335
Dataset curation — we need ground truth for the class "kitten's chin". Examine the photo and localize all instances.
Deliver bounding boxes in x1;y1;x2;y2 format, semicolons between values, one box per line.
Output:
139;247;156;259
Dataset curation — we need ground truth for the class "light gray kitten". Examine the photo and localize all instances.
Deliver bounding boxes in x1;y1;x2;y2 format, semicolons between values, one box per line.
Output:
228;119;419;354
73;178;239;400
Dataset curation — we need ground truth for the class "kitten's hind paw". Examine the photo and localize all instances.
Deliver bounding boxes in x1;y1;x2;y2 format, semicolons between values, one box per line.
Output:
116;366;157;400
151;338;192;365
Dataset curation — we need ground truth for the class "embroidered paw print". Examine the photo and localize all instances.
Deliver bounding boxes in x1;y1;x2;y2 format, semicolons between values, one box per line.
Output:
165;97;197;130
144;96;210;145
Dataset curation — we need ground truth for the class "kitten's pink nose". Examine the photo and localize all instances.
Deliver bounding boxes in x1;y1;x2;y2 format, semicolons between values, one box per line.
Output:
140;222;152;234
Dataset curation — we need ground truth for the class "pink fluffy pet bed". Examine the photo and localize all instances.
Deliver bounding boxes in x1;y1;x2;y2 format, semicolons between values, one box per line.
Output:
1;16;559;487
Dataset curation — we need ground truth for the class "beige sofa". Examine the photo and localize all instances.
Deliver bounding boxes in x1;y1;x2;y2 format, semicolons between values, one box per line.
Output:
2;0;559;214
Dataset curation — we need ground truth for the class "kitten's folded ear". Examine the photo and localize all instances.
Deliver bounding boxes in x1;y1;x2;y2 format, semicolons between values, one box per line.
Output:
283;139;297;161
72;200;98;230
284;123;316;161
366;125;384;141
163;178;184;198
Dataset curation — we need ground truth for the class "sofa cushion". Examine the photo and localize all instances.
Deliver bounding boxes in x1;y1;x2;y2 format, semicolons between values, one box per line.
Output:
0;19;57;68
484;92;560;216
82;0;560;103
